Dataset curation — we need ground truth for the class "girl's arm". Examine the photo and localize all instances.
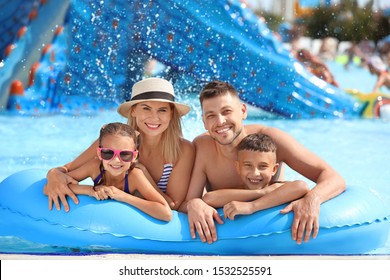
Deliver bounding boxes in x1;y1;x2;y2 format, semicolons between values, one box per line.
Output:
135;163;175;208
165;139;195;210
106;168;172;222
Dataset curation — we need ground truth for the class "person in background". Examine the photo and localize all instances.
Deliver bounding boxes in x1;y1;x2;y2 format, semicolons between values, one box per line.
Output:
62;122;172;221
367;56;390;92
296;48;339;87
44;78;195;212
344;41;363;70
203;133;309;220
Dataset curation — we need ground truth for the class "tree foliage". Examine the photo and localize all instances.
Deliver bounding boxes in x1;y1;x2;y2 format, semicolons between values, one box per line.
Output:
300;0;389;42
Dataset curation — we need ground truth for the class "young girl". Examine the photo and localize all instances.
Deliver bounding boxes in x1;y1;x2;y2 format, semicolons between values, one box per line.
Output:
66;122;172;222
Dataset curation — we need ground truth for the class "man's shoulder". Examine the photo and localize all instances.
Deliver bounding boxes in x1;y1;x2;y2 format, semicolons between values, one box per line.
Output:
193;133;212;143
192;133;216;151
244;123;268;134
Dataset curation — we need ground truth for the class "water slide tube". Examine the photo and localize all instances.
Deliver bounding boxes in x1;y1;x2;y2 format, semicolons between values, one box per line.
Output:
3;0;388;118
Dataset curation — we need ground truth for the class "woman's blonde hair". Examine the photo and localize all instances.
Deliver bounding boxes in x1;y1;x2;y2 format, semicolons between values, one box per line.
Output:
127;103;183;164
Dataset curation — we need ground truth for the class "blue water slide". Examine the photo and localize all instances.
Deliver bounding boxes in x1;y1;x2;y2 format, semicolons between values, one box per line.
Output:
1;0;366;118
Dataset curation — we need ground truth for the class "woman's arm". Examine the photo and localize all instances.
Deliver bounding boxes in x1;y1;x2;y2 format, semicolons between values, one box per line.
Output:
68;184;95;197
44;139;99;212
165;139;195;210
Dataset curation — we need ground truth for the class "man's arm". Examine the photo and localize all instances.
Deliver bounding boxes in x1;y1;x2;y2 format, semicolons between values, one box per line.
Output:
265;126;346;244
178;136;223;244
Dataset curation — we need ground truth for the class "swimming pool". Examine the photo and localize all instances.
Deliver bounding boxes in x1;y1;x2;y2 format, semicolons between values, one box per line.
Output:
0;62;390;254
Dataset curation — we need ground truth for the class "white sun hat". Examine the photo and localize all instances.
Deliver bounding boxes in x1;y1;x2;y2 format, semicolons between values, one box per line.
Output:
368;56;387;72
117;77;191;118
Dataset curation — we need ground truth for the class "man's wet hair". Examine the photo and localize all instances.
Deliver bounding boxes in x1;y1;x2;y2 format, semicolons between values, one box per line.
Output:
199;80;238;105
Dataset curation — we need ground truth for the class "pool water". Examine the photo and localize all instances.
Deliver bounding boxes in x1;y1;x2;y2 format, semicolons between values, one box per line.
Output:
0;62;390;254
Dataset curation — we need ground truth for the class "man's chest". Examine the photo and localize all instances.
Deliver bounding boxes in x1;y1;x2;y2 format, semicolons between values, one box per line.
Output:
204;158;244;190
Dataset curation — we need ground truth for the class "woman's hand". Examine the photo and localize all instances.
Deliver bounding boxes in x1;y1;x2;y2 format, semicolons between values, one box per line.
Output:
44;167;79;212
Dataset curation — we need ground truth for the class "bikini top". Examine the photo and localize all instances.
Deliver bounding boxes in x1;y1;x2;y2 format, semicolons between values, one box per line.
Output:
156;163;173;193
93;170;129;194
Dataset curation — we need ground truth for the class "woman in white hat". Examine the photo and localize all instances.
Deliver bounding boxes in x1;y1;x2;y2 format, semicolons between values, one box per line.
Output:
44;78;195;211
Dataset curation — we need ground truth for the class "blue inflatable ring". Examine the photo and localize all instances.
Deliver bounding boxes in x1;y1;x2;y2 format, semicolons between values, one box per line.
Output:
0;169;389;255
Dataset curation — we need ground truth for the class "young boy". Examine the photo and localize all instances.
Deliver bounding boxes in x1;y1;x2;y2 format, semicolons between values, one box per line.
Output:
203;133;309;220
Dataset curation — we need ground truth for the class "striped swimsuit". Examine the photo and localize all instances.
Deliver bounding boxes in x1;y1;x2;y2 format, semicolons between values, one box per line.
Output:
156;163;173;193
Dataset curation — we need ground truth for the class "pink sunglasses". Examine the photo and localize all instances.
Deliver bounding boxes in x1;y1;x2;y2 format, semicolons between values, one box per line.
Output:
97;148;138;162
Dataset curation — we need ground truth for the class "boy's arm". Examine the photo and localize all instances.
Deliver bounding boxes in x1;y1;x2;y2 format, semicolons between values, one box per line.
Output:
203;183;284;208
224;180;310;220
203;189;264;208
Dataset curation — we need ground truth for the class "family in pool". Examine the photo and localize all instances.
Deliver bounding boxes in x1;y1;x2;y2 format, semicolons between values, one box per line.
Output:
44;77;346;245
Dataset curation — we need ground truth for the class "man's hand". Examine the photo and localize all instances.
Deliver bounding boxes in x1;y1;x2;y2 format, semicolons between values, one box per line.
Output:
44;168;79;212
280;193;320;244
187;198;224;244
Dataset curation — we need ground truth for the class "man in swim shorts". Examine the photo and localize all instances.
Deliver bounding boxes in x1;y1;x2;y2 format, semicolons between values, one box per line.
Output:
179;80;346;245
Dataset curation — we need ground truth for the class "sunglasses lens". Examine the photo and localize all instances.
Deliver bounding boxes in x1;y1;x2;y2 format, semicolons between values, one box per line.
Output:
100;149;114;160
119;151;134;162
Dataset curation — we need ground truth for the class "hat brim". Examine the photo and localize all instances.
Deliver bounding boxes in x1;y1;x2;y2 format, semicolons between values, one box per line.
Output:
117;99;191;118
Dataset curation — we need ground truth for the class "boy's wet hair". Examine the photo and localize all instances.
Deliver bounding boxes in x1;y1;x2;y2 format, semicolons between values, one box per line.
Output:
199;80;238;105
237;133;277;153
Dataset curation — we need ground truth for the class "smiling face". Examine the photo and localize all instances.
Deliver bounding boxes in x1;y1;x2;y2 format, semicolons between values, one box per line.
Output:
201;92;247;146
130;101;173;137
236;149;278;190
98;134;137;176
